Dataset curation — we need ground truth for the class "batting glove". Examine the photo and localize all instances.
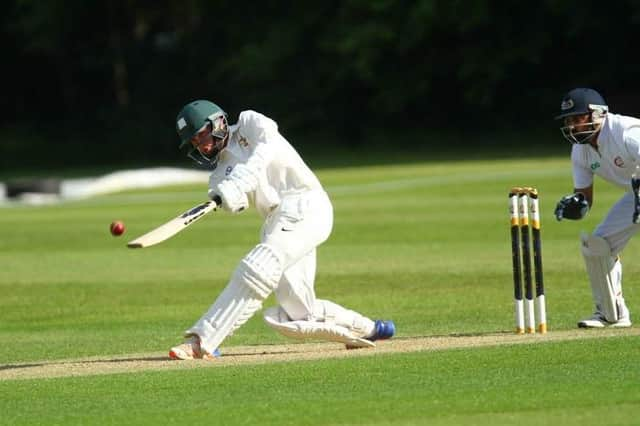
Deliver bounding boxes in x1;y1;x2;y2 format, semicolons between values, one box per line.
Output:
213;179;249;213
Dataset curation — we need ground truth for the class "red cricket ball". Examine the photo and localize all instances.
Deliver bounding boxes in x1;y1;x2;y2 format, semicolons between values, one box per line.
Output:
110;220;125;237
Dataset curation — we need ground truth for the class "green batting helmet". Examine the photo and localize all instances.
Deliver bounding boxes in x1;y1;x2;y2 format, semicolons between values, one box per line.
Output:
176;100;227;148
175;100;228;169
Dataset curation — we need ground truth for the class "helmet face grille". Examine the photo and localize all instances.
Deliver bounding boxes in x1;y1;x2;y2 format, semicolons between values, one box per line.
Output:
187;145;220;170
209;115;228;140
559;114;605;144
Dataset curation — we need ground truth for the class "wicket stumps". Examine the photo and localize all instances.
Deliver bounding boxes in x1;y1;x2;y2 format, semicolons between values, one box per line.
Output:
509;187;547;334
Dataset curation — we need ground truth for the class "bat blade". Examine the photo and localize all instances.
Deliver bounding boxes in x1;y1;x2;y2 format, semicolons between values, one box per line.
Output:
127;200;217;248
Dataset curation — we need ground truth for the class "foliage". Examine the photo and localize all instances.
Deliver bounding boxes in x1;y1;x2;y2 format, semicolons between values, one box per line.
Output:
2;1;640;169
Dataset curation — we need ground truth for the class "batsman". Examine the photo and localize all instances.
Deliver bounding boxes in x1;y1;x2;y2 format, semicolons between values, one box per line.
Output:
169;100;395;359
554;88;640;328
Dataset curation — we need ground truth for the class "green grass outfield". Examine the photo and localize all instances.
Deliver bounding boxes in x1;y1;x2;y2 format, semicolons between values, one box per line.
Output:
1;156;639;425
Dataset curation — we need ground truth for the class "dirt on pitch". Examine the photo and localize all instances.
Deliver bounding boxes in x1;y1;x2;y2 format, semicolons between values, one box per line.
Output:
2;328;638;381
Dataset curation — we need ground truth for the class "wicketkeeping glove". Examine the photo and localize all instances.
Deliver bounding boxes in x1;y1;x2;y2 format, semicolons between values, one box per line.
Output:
632;176;640;224
554;193;589;221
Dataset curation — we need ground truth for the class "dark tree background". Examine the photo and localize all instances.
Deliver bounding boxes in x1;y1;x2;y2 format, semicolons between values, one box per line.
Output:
1;0;639;171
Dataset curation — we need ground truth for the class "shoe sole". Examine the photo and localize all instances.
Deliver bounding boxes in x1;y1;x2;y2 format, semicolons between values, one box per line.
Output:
577;322;605;328
609;321;632;328
578;321;632;329
169;349;193;360
168;348;221;360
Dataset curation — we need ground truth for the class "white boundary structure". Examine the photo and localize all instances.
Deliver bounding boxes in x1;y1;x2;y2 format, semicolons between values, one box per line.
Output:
0;168;209;206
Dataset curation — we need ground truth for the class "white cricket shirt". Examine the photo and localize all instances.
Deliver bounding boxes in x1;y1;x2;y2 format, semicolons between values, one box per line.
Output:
571;113;640;190
208;110;323;218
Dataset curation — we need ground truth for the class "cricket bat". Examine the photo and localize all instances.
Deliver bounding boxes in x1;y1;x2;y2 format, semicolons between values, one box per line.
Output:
127;197;220;248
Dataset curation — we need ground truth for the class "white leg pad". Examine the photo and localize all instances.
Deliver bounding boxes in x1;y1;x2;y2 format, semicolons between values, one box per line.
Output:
263;306;376;348
188;244;283;353
312;299;375;337
580;233;623;322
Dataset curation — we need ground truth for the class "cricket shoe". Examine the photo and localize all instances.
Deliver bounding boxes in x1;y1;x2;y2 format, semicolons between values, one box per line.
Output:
368;319;396;341
345;320;396;350
169;335;221;360
577;312;632;328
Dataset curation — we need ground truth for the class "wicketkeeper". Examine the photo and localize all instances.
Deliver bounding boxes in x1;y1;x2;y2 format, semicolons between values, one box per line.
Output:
554;87;639;328
169;100;395;359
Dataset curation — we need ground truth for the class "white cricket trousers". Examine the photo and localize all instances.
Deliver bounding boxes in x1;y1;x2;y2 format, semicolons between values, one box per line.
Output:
593;191;640;254
261;189;333;321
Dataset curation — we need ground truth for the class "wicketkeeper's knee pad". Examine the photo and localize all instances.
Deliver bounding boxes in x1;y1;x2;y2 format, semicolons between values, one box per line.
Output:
580;233;623;322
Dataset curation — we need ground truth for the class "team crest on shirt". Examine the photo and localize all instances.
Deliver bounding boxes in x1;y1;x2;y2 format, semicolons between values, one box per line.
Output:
238;137;249;148
225;166;233;176
614;156;625;167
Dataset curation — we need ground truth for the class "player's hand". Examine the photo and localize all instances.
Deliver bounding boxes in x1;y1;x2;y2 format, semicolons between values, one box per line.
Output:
210;194;223;207
213;180;248;213
554;193;589;221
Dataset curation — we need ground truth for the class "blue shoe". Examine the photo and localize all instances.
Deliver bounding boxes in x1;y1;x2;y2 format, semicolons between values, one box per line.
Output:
344;320;395;350
369;319;395;341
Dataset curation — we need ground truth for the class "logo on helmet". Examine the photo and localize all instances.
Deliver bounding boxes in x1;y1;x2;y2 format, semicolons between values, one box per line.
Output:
177;117;187;130
560;99;574;111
